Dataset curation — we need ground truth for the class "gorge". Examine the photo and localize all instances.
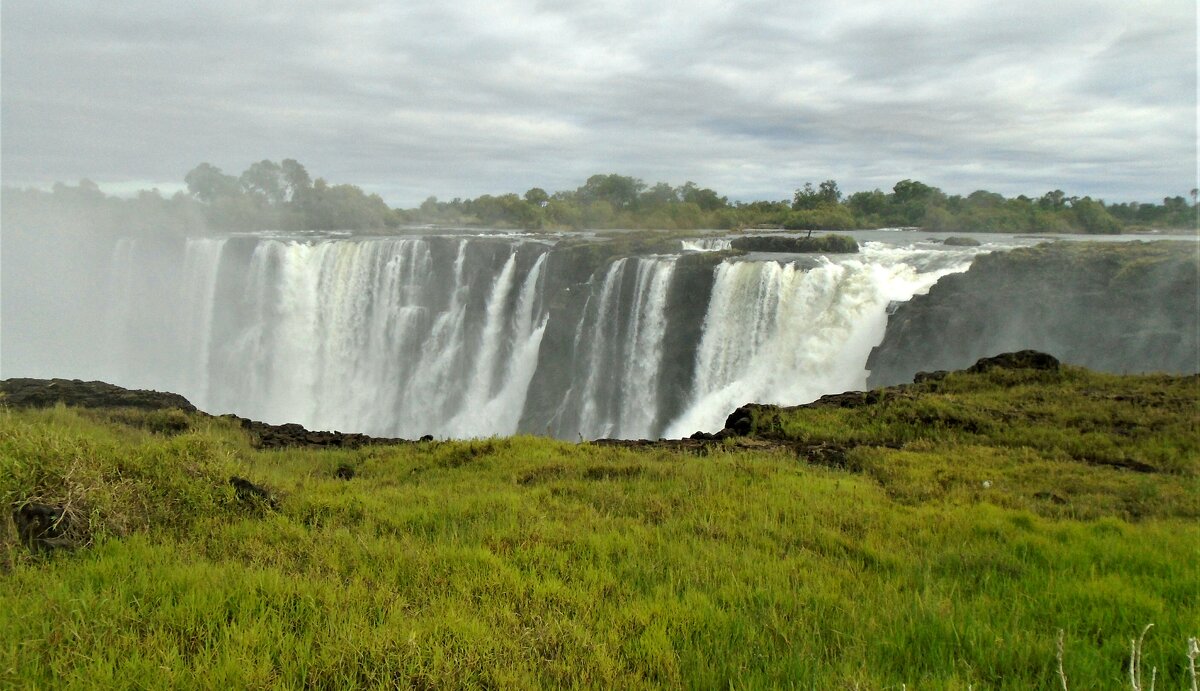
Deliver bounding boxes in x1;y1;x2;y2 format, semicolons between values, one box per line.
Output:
2;229;1196;440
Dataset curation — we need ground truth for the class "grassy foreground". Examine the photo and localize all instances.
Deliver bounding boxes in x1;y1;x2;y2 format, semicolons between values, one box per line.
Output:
1;367;1197;688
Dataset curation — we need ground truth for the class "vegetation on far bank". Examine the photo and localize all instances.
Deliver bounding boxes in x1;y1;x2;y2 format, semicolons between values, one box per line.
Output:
3;159;1197;236
1;364;1197;688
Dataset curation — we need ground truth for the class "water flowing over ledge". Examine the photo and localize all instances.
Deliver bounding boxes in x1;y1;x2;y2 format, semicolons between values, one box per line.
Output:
26;232;1003;439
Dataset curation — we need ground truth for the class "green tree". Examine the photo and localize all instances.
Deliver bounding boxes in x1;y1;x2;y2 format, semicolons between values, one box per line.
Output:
524;187;549;206
184;163;240;203
793;180;841;210
679;182;727;211
891;179;938;205
846;189;888;218
890;179;944;226
239;160;286;205
583;200;616;227
639;182;679;209
1038;190;1067;210
965;190;1005;208
300;178;394;230
792;182;820;210
577;174;645;209
280;159;312;202
1071;198;1121;234
818;180;841;204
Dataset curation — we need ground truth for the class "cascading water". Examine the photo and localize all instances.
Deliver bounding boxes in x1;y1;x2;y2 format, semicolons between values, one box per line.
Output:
197;237;551;438
29;233;996;440
445;253;548;437
681;238;733;252
177;238;226;405
663;243;980;436
554;255;678;440
618;257;676;438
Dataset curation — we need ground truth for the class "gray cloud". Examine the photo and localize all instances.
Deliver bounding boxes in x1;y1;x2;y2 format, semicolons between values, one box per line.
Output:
2;0;1195;206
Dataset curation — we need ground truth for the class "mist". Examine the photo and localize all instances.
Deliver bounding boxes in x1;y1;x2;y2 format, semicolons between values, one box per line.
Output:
3;186;1015;439
866;240;1200;387
0;185;205;382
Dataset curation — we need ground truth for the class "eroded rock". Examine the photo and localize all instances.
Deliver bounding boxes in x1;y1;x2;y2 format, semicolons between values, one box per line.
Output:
230;476;278;510
11;503;76;553
0;378;195;412
967;350;1060;373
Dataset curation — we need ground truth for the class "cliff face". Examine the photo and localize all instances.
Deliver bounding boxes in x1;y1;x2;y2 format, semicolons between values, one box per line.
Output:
866;241;1200;387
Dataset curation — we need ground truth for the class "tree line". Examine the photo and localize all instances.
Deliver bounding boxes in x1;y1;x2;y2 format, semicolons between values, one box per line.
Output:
417;174;1194;234
5;160;1196;234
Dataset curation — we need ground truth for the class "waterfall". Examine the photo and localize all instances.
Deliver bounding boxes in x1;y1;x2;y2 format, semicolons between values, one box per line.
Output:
177;238;227;408
618;257;675;438
445;253;548;437
573;258;632;438
201;237;553;438
559;256;678;439
681;238;733;252
17;232;1001;440
662;243;979;436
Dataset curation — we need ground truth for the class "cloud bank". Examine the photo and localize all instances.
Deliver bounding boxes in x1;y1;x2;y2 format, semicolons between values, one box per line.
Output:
2;0;1195;205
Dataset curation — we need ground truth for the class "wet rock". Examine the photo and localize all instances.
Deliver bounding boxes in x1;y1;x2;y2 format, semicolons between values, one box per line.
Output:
914;370;949;384
233;416;410;449
730;235;859;254
806;391;873;408
0;379;419;450
942;236;981;247
0;378;195;412
723;407;754;436
230;476;278;509
11;503;75;553
796;443;852;470
967;350;1060;373
866;242;1199;387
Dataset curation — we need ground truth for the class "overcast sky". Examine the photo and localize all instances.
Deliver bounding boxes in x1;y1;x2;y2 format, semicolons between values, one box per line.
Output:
2;0;1196;206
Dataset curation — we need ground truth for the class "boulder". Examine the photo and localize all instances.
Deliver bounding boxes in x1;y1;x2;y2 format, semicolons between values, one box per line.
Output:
229;476;278;510
723;407;754;436
0;378;195;412
967;350;1060;373
11;503;75;553
914;370;949;384
730;234;859;254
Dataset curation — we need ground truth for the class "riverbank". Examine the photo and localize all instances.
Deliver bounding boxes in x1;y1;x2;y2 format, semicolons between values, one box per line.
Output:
2;358;1196;688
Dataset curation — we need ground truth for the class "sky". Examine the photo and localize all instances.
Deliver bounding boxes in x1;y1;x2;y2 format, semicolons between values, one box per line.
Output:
2;0;1196;207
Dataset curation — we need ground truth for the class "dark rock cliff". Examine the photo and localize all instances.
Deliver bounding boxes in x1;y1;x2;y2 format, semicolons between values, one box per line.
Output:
0;378;416;449
0;378;197;412
866;241;1200;387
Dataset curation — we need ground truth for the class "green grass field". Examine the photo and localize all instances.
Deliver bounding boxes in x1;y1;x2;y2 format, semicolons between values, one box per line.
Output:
1;366;1197;688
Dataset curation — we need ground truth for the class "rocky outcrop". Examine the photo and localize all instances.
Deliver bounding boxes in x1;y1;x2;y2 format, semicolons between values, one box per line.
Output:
730;234;859;254
1;377;416;450
0;378;196;412
966;350;1060;373
222;416;414;449
867;241;1200;387
229;476;278;510
11;503;77;554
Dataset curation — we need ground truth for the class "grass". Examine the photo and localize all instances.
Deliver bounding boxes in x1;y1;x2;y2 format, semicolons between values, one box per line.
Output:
763;366;1198;482
1;366;1197;688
